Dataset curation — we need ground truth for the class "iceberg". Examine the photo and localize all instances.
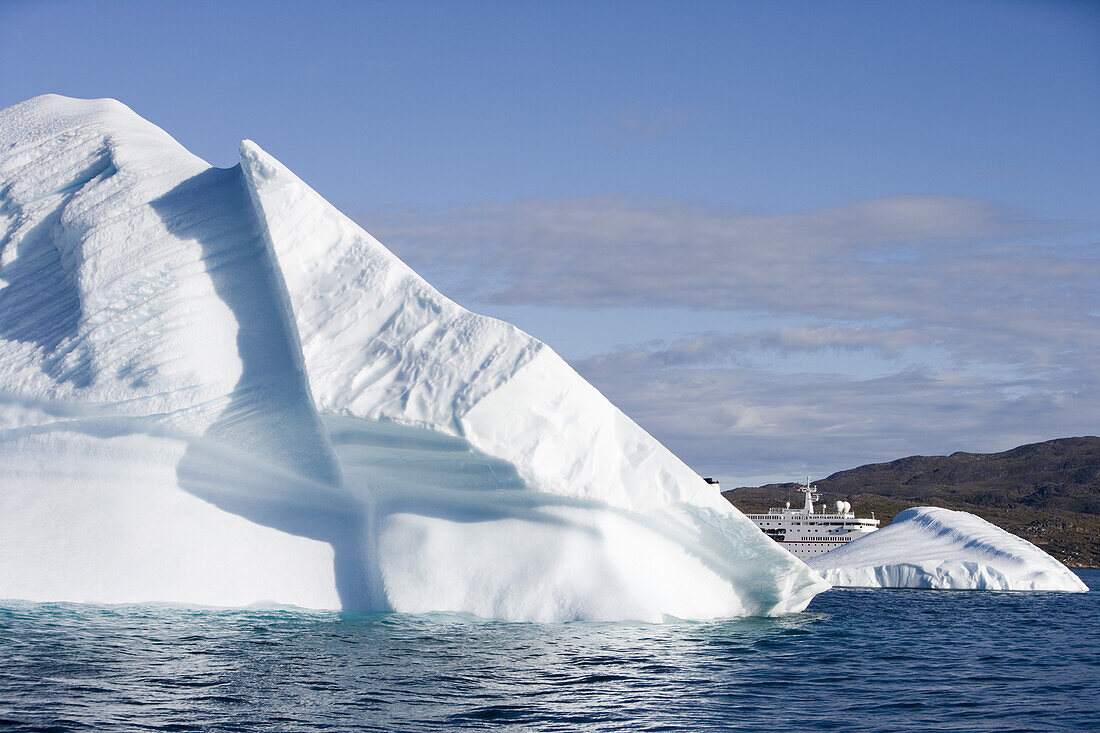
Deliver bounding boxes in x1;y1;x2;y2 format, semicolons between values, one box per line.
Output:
807;507;1087;592
0;95;827;621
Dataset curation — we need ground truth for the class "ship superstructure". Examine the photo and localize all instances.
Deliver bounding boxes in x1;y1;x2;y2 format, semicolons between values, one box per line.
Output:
735;478;880;559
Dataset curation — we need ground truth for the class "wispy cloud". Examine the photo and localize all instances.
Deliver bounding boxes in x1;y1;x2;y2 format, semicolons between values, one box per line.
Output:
577;326;935;369
357;194;1099;481
571;323;1099;482
572;356;1100;483
362;194;1097;369
361;194;1080;310
588;105;694;142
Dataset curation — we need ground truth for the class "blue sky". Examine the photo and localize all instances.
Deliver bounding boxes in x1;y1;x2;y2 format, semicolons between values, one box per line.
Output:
2;0;1098;484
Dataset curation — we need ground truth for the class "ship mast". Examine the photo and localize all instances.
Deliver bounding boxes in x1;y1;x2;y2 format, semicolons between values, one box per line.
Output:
799;476;819;514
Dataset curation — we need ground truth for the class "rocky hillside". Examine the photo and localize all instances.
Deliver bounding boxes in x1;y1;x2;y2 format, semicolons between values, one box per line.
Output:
722;437;1100;567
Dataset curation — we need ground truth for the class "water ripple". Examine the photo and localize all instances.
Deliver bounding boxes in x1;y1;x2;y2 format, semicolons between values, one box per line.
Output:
0;571;1096;732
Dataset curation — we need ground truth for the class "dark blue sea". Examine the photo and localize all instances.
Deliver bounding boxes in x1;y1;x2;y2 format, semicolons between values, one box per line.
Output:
1;571;1096;732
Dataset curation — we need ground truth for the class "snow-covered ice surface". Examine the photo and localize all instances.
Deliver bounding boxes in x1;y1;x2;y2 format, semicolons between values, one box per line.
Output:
0;95;827;620
807;507;1088;592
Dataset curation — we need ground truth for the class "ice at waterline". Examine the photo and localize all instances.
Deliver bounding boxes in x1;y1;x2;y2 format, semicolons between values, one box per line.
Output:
0;95;829;621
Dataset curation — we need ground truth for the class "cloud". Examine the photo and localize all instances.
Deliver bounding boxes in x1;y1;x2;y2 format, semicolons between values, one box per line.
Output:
360;194;1083;311
588;105;693;142
571;355;1100;484
361;195;1098;373
572;322;1100;481
577;326;934;370
356;194;1100;481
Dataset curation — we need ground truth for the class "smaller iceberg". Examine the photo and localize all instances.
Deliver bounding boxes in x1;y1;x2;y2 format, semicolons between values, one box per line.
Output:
807;507;1088;592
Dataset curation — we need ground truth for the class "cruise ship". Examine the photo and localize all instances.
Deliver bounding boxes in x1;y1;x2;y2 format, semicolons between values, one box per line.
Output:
714;477;880;559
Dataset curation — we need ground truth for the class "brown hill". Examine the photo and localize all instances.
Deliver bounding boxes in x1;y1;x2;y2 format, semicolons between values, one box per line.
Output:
722;437;1100;567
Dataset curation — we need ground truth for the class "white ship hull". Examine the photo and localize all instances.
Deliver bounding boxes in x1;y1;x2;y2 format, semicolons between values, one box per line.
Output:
745;511;880;559
742;479;880;560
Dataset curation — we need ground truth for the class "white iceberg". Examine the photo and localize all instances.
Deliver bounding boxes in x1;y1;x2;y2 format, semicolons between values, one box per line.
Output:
807;507;1087;592
0;95;827;620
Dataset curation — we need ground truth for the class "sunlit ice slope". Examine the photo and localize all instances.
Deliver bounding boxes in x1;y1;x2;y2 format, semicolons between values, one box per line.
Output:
807;507;1087;592
0;95;827;620
0;95;345;609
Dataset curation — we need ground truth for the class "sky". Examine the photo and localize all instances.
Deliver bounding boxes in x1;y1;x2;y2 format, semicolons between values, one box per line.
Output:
2;0;1098;485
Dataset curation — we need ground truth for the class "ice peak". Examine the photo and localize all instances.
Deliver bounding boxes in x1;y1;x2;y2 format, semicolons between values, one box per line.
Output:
1;94;201;174
238;138;285;185
5;94;144;131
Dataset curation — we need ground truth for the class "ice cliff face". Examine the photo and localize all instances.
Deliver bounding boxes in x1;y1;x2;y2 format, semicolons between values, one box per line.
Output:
807;507;1087;592
0;95;827;620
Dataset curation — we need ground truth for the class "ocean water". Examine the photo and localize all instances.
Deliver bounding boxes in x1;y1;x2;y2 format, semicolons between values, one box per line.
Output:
1;571;1096;733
